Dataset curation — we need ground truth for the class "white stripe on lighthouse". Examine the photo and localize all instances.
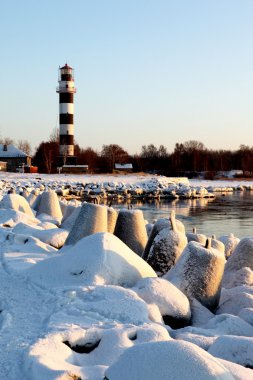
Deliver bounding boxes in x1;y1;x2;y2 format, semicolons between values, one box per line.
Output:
59;103;74;114
59;124;74;135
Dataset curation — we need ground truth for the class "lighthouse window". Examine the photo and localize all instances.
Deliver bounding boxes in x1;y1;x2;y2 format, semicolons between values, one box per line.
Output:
61;73;72;81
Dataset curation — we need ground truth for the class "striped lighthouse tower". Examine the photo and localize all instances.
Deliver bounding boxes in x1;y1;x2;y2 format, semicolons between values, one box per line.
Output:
56;64;76;160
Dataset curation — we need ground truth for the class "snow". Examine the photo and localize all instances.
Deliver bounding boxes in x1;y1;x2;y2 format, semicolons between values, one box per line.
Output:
208;335;253;368
0;193;34;216
222;267;253;289
217;286;253;315
133;277;191;323
104;340;234;380
218;359;253;380
0;208;40;227
0;174;252;379
27;232;157;288
190;298;215;327
27;324;171;380
238;308;253;326
0;143;30;157
12;222;69;248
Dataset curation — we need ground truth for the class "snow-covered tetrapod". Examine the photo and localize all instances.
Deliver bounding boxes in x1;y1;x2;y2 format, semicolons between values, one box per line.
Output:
142;212;185;261
165;238;225;310
36;191;63;220
65;202;108;245
224;237;253;273
114;209;148;256
21;189;30;200
146;210;187;276
186;227;206;245
107;206;118;234
210;234;225;255
219;233;240;259
0;193;34;216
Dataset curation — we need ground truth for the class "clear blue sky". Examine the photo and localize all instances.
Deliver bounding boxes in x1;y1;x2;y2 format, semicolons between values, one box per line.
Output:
1;0;253;154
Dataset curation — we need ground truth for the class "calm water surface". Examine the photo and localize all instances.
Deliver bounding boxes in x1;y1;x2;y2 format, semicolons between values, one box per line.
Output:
109;192;253;238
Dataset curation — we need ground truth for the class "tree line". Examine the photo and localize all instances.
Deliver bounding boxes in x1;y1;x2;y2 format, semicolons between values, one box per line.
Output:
31;133;253;176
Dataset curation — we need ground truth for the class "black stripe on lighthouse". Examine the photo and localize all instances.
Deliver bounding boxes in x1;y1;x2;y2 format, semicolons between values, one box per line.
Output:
60;135;74;145
59;93;74;103
60;114;74;124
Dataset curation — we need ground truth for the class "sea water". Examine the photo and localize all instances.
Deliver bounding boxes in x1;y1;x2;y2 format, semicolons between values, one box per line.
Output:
111;192;253;238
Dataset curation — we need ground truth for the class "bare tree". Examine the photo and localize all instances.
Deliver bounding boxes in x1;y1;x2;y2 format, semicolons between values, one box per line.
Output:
158;145;168;158
101;144;129;172
49;127;59;143
183;140;205;152
0;136;15;145
17;139;32;155
141;144;158;158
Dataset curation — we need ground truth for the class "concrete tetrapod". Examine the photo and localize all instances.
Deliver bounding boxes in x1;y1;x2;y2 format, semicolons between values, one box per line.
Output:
142;210;185;261
225;237;253;272
107;206;118;234
223;237;253;287
165;239;226;311
36;191;63;220
218;233;240;259
146;211;187;276
210;235;225;255
0;193;34;216
114;209;148;256
186;227;206;245
65;202;108;246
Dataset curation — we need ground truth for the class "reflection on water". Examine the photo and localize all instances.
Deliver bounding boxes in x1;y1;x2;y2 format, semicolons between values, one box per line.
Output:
105;193;253;238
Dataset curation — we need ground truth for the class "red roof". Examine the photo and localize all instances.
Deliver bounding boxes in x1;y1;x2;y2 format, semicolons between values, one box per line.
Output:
60;63;73;70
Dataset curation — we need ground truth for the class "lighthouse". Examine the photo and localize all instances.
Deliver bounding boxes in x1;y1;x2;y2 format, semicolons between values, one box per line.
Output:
56;64;76;161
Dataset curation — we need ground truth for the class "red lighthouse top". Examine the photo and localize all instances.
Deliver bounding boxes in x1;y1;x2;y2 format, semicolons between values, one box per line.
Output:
60;63;73;70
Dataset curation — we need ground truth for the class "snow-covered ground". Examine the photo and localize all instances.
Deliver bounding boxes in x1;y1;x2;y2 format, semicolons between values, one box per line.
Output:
0;174;252;379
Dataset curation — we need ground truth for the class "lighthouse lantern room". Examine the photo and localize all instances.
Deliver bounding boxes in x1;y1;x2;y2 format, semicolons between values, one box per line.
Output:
56;64;76;159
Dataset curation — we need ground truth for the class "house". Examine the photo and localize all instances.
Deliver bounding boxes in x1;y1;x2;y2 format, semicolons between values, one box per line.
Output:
115;163;133;172
0;144;32;172
0;161;7;171
61;165;89;174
